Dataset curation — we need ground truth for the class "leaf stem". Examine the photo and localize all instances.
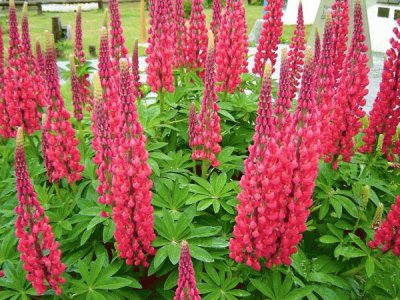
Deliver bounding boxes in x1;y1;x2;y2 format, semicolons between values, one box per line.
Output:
201;160;209;178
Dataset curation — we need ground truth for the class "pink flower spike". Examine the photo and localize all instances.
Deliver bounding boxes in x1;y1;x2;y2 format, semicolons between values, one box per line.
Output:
253;0;284;76
108;0;128;63
210;0;222;44
14;127;66;296
174;0;188;68
43;32;84;183
111;58;156;267
0;23;11;138
132;39;143;98
191;33;222;167
174;241;201;300
69;55;83;121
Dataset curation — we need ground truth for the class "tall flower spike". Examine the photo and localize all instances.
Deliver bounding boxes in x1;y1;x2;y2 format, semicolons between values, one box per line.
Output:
108;0;128;63
35;38;46;78
2;0;46;136
316;12;336;160
253;0;284;75
111;58;156;266
0;24;11;138
146;0;175;93
369;196;400;255
192;32;222;167
14;127;66;295
286;0;306;102
174;241;201;300
132;39;143;98
91;73;114;206
331;0;349;83
186;0;208;75
230;62;280;270
313;29;321;66
98;27;120;138
210;0;222;44
175;0;188;68
360;19;400;160
278;49;320;267
70;54;83;121
215;0;248;93
43;32;84;183
74;6;92;111
329;0;369;167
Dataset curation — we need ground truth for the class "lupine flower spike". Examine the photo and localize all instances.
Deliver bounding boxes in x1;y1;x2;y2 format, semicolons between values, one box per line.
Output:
313;29;321;66
174;241;201;300
0;24;10;138
108;0;128;63
43;32;84;183
210;0;222;44
35;38;46;78
192;32;222;167
186;0;208;76
175;0;188;68
329;0;369;168
146;0;175;93
112;58;155;266
253;0;284;75
132;39;143;98
360;19;400;160
286;0;306;102
69;55;83;121
98;27;120;138
14;127;66;295
74;6;92;111
369;196;400;255
2;0;46;136
91;73;114;206
230;62;280;270
215;0;248;93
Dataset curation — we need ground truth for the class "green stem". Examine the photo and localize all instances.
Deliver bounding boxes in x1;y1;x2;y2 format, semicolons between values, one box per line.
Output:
193;161;197;175
159;89;165;113
201;160;209;179
27;134;41;159
77;120;85;158
341;264;365;277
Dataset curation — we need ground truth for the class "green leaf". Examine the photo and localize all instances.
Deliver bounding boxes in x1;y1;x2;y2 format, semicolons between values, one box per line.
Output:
336;246;367;258
164;269;178;290
250;278;275;298
320;235;340;244
309;272;351;289
334;195;358;218
189;245;214;262
168;243;181;265
205;264;220;285
94;277;132;290
153;246;169;269
365;256;375;278
285;286;314;300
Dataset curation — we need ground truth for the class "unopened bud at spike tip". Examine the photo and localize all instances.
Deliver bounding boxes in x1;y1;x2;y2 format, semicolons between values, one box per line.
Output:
281;48;288;60
16;127;24;148
181;240;189;248
45;31;55;51
208;30;215;51
325;10;332;22
372;203;384;230
22;2;28;17
119;58;129;71
93;72;102;101
304;47;314;65
9;0;15;9
100;26;108;40
362;185;370;209
102;9;109;28
263;61;272;79
77;5;81;14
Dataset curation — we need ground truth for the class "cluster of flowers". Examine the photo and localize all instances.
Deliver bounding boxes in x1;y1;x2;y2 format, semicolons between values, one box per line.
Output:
146;0;248;94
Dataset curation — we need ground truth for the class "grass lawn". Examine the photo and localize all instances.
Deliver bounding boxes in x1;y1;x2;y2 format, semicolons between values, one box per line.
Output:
0;3;310;59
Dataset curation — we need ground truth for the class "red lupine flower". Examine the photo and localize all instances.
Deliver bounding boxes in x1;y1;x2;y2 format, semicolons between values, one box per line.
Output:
186;0;208;75
74;6;92;111
192;34;222;167
188;102;198;147
14;127;66;296
174;0;188;68
174;241;201;300
35;39;46;80
111;58;155;266
286;1;306;102
0;24;11;138
331;0;349;83
146;0;175;93
313;29;321;66
132;39;143;98
277;49;320;266
360;19;400;160
2;1;46;136
108;0;128;63
210;0;222;44
215;0;248;93
69;55;83;121
98;27;120;138
91;73;114;206
230;62;280;270
316;13;336;160
253;0;284;76
43;32;84;183
329;0;369;166
369;196;400;255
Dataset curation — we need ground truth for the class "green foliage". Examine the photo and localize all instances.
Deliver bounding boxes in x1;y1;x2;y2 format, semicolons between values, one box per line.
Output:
0;68;399;300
